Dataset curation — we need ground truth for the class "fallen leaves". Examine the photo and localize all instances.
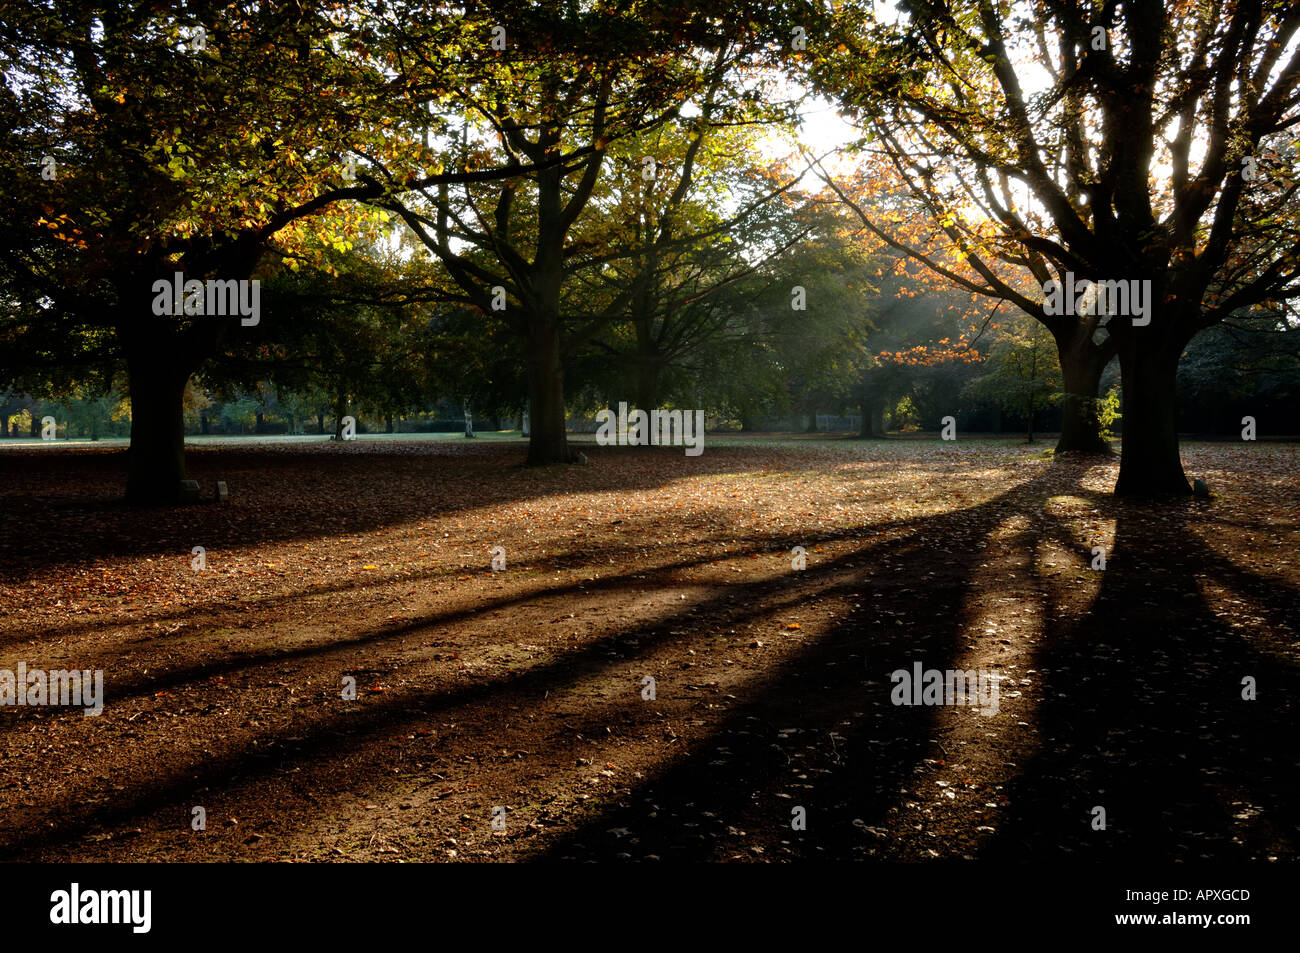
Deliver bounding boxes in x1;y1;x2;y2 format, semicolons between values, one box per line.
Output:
0;438;1296;863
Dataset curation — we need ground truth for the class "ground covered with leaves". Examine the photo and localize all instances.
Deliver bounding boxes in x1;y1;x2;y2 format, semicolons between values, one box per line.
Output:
0;435;1296;862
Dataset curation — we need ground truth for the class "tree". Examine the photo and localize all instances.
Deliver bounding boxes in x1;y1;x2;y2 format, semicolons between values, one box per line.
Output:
849;238;988;437
813;0;1300;493
965;315;1063;443
1176;305;1300;433
576;99;811;411
0;1;612;501
369;4;806;463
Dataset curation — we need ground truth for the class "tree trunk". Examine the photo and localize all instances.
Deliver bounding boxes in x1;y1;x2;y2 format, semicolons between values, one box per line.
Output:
857;397;886;438
634;359;658;411
525;318;570;464
125;355;191;505
1026;390;1036;444
1114;343;1191;496
1055;336;1113;454
385;413;394;434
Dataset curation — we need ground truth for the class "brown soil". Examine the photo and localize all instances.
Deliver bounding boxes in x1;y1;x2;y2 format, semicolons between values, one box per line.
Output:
0;436;1296;861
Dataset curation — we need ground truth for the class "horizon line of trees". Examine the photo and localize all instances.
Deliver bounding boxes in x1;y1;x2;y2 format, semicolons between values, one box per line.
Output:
1;1;1296;502
6;299;1295;445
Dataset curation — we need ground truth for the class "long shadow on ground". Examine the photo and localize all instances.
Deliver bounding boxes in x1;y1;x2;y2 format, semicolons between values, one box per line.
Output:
531;469;1068;861
983;484;1300;860
0;467;1056;860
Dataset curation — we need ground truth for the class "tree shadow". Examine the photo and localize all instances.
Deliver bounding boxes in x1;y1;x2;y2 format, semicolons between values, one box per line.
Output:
16;452;1284;863
530;469;1067;860
0;467;1060;860
982;485;1300;860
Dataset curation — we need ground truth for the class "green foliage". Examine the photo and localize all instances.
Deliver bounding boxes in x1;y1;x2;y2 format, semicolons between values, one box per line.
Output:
965;319;1062;413
1097;387;1121;441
